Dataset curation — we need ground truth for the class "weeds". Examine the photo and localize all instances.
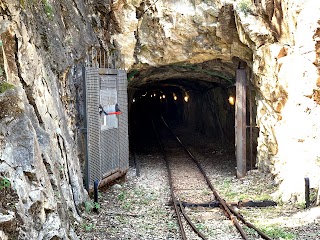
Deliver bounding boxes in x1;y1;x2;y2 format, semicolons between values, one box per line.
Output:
42;0;54;20
0;83;14;94
82;222;95;232
84;200;100;213
237;0;253;16
260;225;295;239
0;177;10;190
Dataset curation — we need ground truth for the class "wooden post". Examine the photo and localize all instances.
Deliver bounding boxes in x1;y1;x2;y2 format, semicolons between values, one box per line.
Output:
249;84;253;170
235;69;246;178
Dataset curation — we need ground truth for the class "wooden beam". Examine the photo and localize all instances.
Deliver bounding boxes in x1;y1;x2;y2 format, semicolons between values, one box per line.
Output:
235;69;246;178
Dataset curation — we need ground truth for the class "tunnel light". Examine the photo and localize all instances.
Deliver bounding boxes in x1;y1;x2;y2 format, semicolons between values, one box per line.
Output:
133;98;136;103
160;96;162;100
154;93;156;97
162;95;166;99
151;94;153;97
174;95;178;101
184;96;189;102
228;96;235;105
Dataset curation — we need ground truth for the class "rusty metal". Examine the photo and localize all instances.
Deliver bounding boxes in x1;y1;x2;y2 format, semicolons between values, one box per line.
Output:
305;177;310;208
235;69;247;178
177;200;208;240
161;117;248;239
228;206;272;240
160;117;272;240
152;120;187;240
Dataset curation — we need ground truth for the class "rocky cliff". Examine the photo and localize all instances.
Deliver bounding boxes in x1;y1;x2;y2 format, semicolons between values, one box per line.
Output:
0;0;320;239
0;0;119;238
112;0;320;202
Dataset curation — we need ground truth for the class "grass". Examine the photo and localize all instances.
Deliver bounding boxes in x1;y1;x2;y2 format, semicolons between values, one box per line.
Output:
84;200;100;213
82;222;95;232
42;0;54;20
0;177;10;190
237;0;253;16
0;82;14;94
260;225;295;239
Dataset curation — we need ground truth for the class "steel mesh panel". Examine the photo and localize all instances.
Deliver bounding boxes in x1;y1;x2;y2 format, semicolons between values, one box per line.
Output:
100;128;119;177
85;67;128;187
85;67;101;186
117;70;129;170
100;72;120;178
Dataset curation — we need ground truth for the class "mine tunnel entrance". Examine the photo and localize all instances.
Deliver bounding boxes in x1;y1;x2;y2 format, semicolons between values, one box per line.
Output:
128;63;259;173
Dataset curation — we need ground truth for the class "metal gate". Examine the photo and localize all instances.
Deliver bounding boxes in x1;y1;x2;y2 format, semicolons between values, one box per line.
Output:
83;51;128;190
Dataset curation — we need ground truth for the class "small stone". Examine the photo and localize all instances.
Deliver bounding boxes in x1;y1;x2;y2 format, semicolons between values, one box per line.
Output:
111;184;122;190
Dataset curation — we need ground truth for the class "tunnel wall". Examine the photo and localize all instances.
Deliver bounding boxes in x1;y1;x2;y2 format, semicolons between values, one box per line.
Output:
183;87;235;143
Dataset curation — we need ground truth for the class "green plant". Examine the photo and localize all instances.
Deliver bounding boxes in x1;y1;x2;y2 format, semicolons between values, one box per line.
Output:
118;191;127;201
42;0;54;20
82;223;95;232
84;200;100;212
260;225;295;239
237;0;253;16
0;177;11;190
195;223;206;231
0;82;14;94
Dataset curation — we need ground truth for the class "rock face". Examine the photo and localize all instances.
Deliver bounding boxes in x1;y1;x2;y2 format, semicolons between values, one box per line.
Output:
113;0;320;202
0;0;320;238
0;0;118;238
243;0;320;202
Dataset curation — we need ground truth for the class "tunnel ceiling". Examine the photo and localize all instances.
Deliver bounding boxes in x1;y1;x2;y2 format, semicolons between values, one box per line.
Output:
128;58;238;90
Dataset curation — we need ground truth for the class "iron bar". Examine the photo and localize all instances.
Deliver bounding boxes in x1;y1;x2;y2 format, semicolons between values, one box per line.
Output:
99;49;102;68
152;120;187;240
177;200;208;240
160;117;272;240
305;177;310;208
161;117;249;240
83;66;90;192
93;180;99;213
228;206;272;240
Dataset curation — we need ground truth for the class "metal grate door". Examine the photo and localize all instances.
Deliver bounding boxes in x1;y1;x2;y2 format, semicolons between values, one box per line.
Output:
84;67;129;190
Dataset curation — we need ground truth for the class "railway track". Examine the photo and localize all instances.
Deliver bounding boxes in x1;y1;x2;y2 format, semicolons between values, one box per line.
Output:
153;117;271;240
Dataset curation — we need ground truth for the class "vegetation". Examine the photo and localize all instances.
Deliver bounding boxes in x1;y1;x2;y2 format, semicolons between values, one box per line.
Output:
19;0;54;20
237;0;253;16
0;176;11;190
84;200;100;213
82;222;96;232
0;82;14;94
42;0;54;20
260;225;295;239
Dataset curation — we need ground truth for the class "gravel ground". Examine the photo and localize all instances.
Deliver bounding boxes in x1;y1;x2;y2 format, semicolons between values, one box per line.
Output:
77;126;320;239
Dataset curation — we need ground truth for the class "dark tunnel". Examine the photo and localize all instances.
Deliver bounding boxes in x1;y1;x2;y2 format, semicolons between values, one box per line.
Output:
127;60;258;168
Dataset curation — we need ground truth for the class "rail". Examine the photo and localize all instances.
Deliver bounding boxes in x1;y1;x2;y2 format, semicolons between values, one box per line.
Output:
155;116;272;240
